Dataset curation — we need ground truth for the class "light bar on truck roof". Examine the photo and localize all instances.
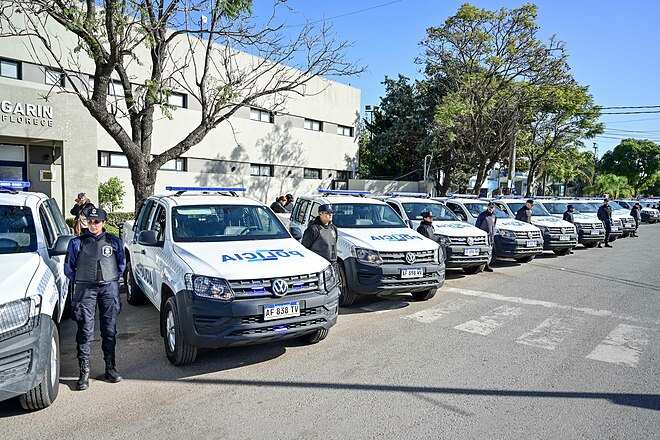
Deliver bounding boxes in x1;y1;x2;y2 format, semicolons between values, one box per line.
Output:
165;186;246;197
317;189;371;197
385;191;430;198
0;180;31;190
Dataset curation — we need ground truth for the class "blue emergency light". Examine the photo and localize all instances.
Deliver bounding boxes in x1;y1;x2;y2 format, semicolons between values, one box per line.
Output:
317;189;371;196
385;191;430;198
0;180;31;190
165;186;246;192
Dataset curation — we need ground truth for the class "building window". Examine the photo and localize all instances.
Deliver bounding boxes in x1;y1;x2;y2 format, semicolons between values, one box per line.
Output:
250;108;274;123
160;157;187;171
45;68;65;87
336;170;351;181
168;92;187;108
337;125;353;137
250;163;273;177
304;118;323;132
304;168;321;179
108;79;125;97
98;151;129;168
0;58;20;79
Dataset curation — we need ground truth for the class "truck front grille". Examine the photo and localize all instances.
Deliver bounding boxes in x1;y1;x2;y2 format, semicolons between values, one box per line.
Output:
448;236;488;245
0;350;32;383
380;250;435;265
230;272;320;299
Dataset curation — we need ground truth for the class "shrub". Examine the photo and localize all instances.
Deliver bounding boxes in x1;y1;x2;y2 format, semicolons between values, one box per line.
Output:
98;177;125;212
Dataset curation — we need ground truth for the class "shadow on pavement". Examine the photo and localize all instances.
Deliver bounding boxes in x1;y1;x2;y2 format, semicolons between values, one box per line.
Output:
340;294;412;315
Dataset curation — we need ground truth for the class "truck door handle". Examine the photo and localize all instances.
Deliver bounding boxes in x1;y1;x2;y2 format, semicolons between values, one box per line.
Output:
140;250;146;255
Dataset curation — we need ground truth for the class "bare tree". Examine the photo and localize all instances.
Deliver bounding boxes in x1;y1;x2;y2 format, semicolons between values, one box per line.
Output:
0;0;363;212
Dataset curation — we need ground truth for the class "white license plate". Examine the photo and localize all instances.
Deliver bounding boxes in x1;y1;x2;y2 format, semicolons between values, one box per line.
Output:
591;229;601;235
526;240;537;248
264;301;300;321
611;226;619;232
401;268;424;279
559;235;571;241
464;247;480;256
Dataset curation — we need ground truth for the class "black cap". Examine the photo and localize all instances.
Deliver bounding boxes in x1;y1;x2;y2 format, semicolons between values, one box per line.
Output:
319;204;334;214
421;210;433;218
86;207;107;221
487;202;495;208
526;199;534;204
567;204;574;209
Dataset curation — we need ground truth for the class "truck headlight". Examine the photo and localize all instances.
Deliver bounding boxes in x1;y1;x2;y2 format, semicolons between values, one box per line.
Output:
0;295;41;341
434;247;444;264
321;265;338;293
497;229;516;239
354;248;383;265
537;226;549;234
436;234;450;246
185;274;235;301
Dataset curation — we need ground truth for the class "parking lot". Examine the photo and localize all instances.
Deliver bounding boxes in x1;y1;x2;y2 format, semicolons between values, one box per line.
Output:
2;224;659;440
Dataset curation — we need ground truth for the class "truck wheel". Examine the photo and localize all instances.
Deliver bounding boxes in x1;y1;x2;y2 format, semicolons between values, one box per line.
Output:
163;296;197;366
20;322;60;410
515;255;535;263
302;328;329;344
412;288;436;301
125;260;147;306
337;264;359;307
463;264;485;275
553;248;571;256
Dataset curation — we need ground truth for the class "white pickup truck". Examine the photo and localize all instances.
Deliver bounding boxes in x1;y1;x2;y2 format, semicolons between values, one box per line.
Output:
0;181;73;410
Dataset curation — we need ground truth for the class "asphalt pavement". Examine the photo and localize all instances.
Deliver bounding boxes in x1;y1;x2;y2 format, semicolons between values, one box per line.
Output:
2;224;659;440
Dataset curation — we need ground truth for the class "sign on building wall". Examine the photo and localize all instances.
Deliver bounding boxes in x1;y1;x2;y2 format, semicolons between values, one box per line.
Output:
0;100;54;127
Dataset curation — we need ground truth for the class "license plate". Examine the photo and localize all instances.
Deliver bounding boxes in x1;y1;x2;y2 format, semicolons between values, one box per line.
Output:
611;226;619;232
591;229;601;235
526;240;537;247
559;235;570;241
464;247;479;256
400;268;424;279
264;301;300;321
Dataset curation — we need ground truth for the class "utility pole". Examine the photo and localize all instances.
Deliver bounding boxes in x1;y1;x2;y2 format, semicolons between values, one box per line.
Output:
592;142;598;183
506;115;517;195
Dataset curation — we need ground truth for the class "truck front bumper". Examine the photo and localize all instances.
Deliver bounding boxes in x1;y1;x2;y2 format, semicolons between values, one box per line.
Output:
444;245;491;268
342;258;444;296
175;289;339;349
542;233;578;250
0;315;51;403
577;229;605;244
494;236;544;259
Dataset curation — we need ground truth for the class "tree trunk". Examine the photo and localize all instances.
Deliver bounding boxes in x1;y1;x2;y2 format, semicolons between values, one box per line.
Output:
472;162;488;195
130;159;156;215
439;163;452;196
525;171;535;197
541;171;547;196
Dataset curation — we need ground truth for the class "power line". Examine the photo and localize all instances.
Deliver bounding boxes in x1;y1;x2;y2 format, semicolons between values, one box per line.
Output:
285;0;404;28
598;110;660;115
596;105;660;109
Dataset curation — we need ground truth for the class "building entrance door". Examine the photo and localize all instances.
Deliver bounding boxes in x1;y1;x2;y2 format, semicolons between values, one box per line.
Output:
0;143;27;181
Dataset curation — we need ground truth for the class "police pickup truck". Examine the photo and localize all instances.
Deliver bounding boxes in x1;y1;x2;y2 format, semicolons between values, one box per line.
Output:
493;198;577;255
122;187;339;366
382;193;490;274
537;199;605;248
567;200;624;242
442;198;543;263
288;190;444;307
616;199;660;224
0;181;73;410
606;201;637;237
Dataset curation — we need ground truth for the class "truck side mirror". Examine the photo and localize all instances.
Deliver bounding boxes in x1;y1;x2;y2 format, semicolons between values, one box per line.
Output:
289;227;303;240
407;220;414;229
137;230;159;246
49;235;74;257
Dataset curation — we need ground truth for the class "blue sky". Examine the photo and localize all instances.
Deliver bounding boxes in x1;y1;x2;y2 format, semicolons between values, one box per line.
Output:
252;0;660;156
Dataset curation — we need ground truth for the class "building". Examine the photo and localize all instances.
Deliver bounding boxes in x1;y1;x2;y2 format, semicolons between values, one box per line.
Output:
0;16;360;214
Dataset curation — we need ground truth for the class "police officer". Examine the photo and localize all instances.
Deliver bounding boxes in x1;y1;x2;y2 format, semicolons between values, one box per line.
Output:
284;194;295;212
563;204;575;223
64;207;125;390
515;199;534;223
416;210;436;240
630;202;641;237
475;202;497;272
302;204;338;265
597;197;613;248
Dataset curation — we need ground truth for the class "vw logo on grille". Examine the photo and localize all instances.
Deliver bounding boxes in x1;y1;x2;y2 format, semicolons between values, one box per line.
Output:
527;231;533;239
405;252;416;265
466;237;474;245
271;279;289;297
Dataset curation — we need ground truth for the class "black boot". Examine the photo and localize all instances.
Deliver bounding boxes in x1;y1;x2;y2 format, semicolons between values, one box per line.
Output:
77;359;90;391
104;359;122;383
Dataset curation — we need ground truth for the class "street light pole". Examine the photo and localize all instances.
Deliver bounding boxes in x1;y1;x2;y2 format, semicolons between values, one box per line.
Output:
592;142;598;183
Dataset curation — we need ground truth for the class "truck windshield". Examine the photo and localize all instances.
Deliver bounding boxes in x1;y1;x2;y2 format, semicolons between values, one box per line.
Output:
332;203;407;228
541;202;568;214
507;202;551;216
0;205;38;254
172;205;289;242
402;203;458;221
463;202;509;218
572;202;600;213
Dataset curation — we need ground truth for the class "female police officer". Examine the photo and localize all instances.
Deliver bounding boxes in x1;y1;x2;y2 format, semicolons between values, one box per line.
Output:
64;207;125;391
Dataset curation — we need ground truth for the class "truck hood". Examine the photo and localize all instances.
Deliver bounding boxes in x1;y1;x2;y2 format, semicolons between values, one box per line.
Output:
530;216;575;229
494;218;540;232
0;253;40;303
611;210;634;221
173;238;330;280
409;220;487;238
338;227;439;252
641;207;659;214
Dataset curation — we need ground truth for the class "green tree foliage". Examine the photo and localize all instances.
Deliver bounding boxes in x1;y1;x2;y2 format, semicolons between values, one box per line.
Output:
599;139;660;194
98;177;125;212
585;174;634;198
542;146;595;196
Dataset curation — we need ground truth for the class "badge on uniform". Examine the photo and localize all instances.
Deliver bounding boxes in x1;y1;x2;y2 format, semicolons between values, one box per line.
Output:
102;245;113;257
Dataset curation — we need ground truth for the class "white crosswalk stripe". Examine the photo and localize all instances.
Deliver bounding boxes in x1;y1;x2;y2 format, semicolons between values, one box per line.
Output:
515;315;582;350
586;324;651;367
454;305;524;336
401;298;474;323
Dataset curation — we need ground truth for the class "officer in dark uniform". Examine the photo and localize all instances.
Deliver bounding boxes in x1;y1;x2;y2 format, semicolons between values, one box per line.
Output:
302;204;338;264
563;204;575;224
515;199;534;223
64;207;125;390
475;202;497;272
597;198;613;248
630;202;641;238
416;210;436;241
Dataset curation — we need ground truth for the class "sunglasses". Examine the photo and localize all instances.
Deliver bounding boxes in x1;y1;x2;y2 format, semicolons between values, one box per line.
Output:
89;219;104;225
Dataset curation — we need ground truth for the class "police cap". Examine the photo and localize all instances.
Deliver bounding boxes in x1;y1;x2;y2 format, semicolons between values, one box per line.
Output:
86;207;108;221
318;204;334;214
421;210;433;218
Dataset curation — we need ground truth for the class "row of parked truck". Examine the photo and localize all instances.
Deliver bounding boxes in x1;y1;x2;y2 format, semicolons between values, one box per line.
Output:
1;182;658;410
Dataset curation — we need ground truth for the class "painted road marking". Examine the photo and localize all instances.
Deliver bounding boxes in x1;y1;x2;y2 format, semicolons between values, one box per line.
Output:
586;324;651;367
515;315;581;350
443;287;660;326
401;298;474;323
454;305;524;336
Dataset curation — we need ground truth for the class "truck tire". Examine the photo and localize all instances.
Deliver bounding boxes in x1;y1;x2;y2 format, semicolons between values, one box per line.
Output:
553;248;571;256
338;263;359;307
163;296;197;366
515;255;535;263
412;288;436;301
20;322;60;410
463;264;485;275
302;328;329;344
125;259;147;306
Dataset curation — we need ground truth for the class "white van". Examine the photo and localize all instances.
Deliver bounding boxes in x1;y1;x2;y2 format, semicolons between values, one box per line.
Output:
537;199;605;248
0;181;72;410
289;190;444;306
